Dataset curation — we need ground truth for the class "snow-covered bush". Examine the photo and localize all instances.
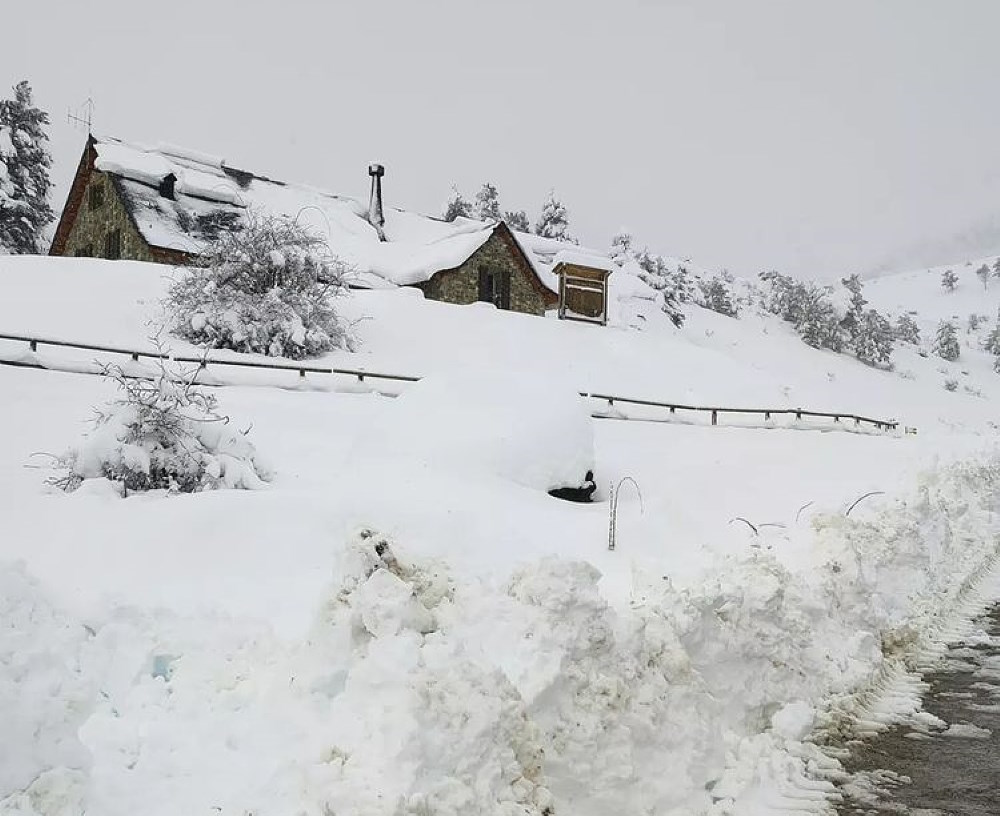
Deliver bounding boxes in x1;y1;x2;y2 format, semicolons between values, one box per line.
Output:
932;320;960;361
166;211;352;359
698;272;739;317
941;269;958;292
53;362;268;495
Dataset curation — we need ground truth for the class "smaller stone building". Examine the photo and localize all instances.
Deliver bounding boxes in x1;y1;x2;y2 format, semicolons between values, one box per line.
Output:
50;136;561;317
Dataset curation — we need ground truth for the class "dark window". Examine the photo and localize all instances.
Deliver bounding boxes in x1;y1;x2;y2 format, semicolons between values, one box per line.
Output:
89;183;104;210
104;229;122;260
478;266;510;310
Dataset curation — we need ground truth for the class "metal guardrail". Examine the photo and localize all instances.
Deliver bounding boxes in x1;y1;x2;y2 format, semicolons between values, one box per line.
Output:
581;392;899;431
0;332;420;384
0;331;901;431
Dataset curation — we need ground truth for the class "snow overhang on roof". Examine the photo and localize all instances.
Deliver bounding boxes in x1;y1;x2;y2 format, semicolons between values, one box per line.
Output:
90;136;498;286
510;231;614;295
551;249;615;274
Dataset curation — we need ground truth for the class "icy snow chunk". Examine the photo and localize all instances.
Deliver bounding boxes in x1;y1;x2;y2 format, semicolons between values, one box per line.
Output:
770;701;815;740
353;367;595;492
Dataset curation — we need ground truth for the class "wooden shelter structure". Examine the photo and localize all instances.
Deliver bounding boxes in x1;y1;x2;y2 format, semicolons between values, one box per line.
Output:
552;251;614;325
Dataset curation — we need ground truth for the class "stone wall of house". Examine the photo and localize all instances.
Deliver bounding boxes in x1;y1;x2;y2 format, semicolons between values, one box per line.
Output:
61;171;156;262
421;230;552;316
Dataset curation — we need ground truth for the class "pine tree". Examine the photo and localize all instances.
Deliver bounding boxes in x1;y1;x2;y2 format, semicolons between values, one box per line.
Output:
976;264;991;290
853;308;894;366
933;320;960;361
941;269;958;292
442;187;471;222
0;81;53;254
504;209;530;232
698;274;738;317
609;231;633;266
474;182;501;222
983;312;1000;355
893;313;921;344
534;190;576;243
840;274;867;338
993;258;1000;279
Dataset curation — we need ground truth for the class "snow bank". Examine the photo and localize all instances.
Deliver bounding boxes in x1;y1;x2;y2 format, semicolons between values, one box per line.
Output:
5;456;1000;815
352;367;595;492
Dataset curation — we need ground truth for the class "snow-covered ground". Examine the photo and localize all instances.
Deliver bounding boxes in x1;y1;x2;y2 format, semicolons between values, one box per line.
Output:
2;255;1000;815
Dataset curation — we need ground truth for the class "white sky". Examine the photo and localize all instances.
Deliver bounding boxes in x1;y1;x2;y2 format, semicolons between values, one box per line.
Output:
6;0;1000;278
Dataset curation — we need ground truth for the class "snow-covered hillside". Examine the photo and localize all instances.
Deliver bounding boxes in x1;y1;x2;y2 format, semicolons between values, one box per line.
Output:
2;254;1000;816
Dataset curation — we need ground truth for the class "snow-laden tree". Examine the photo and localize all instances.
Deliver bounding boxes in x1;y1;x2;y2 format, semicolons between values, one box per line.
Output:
167;211;353;359
893;313;921;344
634;249;688;326
474;182;501;222
442;187;472;222
976;264;991;290
983;313;1000;355
840;274;867;338
53;359;268;495
504;209;530;232
0;81;53;254
853;308;894;367
993;258;1000;279
698;273;739;317
758;270;846;352
941;269;958;292
609;231;633;266
932;320;960;361
534;190;576;243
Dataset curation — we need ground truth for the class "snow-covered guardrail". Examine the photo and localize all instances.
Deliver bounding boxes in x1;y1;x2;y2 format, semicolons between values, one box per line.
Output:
0;331;903;433
0;331;421;384
582;391;900;431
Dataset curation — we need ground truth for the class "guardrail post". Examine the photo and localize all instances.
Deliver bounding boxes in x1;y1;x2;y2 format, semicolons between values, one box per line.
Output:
607;398;614;408
357;373;365;383
29;340;37;352
131;352;139;362
834;415;839;422
669;406;676;414
711;410;717;426
795;410;802;421
764;411;771;420
299;369;305;378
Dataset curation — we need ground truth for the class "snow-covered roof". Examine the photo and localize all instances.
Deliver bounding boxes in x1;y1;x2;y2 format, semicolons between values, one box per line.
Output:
512;232;616;294
91;136;501;288
551;248;615;274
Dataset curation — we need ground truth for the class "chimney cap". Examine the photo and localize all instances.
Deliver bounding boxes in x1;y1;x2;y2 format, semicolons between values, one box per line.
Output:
368;163;385;177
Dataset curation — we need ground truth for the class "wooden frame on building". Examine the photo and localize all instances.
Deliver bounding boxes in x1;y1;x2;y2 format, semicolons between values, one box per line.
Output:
555;261;612;326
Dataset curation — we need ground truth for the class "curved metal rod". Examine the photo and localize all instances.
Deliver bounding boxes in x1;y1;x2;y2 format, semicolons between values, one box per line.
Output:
608;476;644;551
845;490;885;517
729;516;758;536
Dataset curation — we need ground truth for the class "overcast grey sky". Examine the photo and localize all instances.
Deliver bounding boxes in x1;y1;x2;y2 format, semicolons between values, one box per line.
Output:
7;0;1000;278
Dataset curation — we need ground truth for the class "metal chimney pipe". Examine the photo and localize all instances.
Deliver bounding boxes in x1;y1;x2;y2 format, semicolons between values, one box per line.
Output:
368;163;386;241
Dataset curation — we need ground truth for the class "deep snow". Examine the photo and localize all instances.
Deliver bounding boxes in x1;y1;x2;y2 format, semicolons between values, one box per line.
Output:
2;254;1000;815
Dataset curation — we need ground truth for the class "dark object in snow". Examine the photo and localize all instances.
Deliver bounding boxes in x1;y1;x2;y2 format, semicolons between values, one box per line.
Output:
368;163;386;241
549;470;597;503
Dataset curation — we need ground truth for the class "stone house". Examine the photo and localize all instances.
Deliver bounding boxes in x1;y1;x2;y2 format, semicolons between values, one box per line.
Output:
50;136;613;321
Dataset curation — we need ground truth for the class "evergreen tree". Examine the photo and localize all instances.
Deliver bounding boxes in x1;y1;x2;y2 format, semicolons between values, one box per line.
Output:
504;209;530;232
474;182;501;222
534;190;576;243
853;308;894;367
840;274;867;338
976;264;991;290
609;231;633;266
941;269;958;292
993;258;1000;279
698;273;738;317
634;249;685;326
932;320;960;361
893;313;921;344
0;81;53;254
983;312;1000;355
442;187;471;222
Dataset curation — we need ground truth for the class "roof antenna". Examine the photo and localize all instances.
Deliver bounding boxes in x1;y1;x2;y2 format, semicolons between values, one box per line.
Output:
67;97;95;135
